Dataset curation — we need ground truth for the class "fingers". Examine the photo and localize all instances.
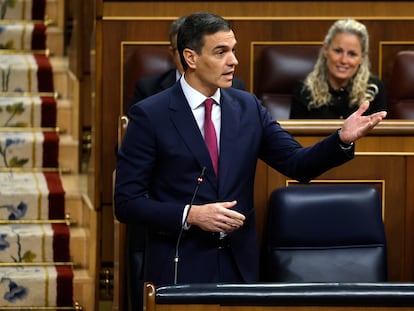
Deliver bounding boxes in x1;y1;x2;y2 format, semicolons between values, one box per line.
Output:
188;201;245;232
215;203;245;232
364;110;387;131
371;110;387;120
355;100;370;116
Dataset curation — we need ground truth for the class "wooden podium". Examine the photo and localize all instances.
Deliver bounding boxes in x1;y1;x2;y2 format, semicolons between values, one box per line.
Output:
144;282;414;311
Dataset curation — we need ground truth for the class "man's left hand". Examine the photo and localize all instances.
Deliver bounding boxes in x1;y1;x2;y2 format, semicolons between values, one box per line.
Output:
339;100;387;144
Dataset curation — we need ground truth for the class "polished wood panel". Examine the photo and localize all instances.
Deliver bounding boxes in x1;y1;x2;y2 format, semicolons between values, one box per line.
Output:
101;1;414;18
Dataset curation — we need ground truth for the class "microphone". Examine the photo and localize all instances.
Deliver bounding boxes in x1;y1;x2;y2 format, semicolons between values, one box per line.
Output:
173;166;206;284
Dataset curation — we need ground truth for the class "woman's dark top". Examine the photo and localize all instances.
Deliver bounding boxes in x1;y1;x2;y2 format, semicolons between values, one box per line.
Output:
289;75;387;119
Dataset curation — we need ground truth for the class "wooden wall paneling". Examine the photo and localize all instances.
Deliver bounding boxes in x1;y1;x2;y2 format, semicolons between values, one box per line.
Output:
406;157;414;281
101;1;414;18
100;20;173;204
230;19;337;90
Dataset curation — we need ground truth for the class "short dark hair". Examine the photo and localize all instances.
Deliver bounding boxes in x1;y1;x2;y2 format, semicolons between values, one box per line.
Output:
177;12;232;71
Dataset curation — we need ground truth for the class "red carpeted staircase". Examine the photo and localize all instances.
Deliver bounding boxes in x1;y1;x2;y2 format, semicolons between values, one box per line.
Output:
0;0;96;310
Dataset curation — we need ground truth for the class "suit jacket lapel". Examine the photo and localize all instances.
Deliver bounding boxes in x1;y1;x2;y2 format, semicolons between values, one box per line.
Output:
218;91;241;188
169;84;218;187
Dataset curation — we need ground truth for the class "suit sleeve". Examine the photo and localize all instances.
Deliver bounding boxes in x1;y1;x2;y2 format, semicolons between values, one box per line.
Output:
114;103;185;232
259;102;354;183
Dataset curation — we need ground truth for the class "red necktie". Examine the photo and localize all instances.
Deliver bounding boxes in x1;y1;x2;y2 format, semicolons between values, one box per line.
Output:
204;98;219;177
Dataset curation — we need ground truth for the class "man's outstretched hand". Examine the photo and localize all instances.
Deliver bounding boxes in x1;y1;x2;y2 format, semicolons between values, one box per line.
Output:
339;101;387;144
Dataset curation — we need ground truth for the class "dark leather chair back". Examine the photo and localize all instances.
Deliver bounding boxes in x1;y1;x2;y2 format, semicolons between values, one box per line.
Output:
255;45;320;120
124;45;174;112
388;50;414;119
263;184;387;282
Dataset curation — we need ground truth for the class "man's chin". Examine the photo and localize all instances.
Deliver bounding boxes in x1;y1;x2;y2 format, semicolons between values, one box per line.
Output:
219;79;233;89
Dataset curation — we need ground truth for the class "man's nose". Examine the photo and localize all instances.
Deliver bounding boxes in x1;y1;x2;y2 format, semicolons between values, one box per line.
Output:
230;52;239;66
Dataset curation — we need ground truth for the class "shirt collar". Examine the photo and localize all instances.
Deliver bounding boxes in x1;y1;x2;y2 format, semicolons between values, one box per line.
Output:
180;73;221;110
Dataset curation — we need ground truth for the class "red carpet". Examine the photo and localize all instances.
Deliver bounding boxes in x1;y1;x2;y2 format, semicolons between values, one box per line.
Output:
45;172;66;219
34;54;54;92
42;131;60;168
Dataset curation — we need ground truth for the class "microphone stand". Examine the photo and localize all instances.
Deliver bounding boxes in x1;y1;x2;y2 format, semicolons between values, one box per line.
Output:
173;167;206;284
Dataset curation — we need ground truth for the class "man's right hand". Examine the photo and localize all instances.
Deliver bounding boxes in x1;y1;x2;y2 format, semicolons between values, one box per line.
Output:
187;200;245;233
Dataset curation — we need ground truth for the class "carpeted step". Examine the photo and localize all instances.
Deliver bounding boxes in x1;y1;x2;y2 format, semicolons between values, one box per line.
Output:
57;98;74;135
73;269;95;311
0;53;54;93
0;223;70;263
0;95;56;128
0;131;59;168
1;0;46;21
0;265;73;308
0;23;47;51
0;172;64;220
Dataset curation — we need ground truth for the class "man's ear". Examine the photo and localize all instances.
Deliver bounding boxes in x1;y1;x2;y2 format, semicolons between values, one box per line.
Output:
183;48;197;69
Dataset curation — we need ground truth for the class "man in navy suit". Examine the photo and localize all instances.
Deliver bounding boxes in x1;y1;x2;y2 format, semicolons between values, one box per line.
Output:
129;15;246;108
114;12;387;286
126;16;245;310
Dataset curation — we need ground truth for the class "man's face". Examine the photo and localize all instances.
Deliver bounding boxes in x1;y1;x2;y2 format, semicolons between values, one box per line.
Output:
187;30;239;96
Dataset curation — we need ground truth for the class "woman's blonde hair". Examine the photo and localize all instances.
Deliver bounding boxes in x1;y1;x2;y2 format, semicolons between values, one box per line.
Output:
304;19;377;109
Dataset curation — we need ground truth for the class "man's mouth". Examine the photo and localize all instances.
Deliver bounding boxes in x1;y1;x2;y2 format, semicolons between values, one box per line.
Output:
223;72;234;79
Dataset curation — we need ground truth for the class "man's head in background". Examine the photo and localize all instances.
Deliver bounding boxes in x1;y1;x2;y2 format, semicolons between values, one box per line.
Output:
168;15;187;75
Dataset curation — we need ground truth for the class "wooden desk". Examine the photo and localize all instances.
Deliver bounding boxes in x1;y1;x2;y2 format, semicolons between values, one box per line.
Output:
253;120;414;282
144;282;414;311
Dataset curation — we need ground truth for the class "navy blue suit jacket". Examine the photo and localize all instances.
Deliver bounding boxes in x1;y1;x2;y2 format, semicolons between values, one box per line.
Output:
115;82;353;285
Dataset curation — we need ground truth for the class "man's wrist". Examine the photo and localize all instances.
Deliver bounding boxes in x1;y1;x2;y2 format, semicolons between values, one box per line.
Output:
337;128;354;150
182;205;191;230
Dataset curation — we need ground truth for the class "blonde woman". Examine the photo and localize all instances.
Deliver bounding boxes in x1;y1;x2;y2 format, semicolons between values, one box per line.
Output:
290;19;386;119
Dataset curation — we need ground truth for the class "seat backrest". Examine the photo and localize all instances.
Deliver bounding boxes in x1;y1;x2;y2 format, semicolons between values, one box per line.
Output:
388;50;414;119
255;45;320;120
123;45;174;112
263;184;387;282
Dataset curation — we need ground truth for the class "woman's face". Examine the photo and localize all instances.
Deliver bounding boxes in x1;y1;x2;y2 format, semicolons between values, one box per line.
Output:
324;32;364;89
